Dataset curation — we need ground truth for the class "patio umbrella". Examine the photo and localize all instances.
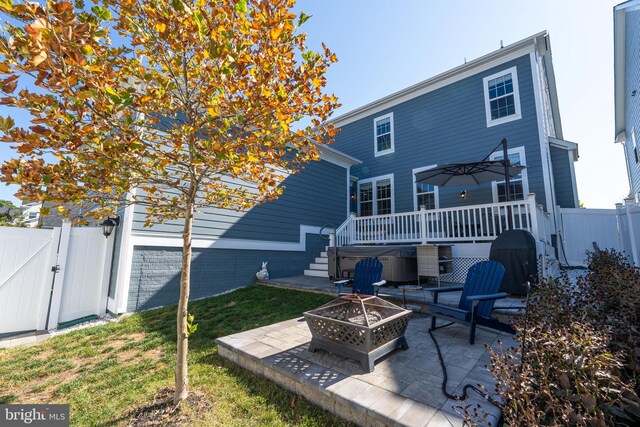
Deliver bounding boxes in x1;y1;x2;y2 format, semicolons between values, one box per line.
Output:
415;138;525;203
414;160;525;187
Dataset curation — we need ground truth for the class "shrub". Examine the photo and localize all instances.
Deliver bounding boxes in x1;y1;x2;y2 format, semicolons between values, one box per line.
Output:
583;250;640;364
482;251;640;426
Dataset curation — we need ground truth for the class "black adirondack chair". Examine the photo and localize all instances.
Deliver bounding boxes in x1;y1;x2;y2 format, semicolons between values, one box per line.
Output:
334;258;386;296
426;260;506;344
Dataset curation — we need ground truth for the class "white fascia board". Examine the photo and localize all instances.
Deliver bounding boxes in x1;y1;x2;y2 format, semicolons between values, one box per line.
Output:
614;4;628;136
549;137;579;161
530;52;555;218
540;36;564;140
330;32;547;128
567;149;580;208
318;144;362;168
129;224;324;252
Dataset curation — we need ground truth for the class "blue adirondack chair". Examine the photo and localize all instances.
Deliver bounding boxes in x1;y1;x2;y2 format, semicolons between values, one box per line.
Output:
426;260;506;344
334;258;386;296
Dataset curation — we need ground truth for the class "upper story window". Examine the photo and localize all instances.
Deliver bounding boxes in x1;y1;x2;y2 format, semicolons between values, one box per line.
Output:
358;174;394;216
483;66;522;127
489;146;528;202
374;113;394;156
412;166;439;210
28;212;37;219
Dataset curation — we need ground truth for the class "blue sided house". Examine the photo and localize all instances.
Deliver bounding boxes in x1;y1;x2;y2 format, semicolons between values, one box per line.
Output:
107;30;578;314
615;0;640;198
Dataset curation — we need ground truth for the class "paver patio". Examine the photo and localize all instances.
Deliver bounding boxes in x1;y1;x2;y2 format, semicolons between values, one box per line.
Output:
263;275;525;320
217;314;518;427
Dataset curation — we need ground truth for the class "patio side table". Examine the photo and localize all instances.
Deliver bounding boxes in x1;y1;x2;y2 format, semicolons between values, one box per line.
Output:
398;285;423;312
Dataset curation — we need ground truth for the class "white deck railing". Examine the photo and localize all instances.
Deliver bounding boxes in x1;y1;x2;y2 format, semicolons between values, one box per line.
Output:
336;194;552;246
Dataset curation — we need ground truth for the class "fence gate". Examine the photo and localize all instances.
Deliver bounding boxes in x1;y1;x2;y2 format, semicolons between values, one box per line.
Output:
56;227;111;324
0;227;58;334
0;224;113;335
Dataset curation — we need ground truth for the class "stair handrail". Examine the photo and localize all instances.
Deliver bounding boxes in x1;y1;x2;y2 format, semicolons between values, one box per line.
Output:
319;223;338;280
335;215;353;246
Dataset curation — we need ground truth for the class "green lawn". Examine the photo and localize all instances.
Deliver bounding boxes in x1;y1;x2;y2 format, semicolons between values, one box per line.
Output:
0;285;351;426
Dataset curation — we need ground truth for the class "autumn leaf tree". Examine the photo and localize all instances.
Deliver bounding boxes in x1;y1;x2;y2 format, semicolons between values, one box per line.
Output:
0;0;338;402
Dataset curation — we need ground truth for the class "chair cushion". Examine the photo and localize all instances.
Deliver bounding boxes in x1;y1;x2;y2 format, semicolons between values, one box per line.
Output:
430;303;470;321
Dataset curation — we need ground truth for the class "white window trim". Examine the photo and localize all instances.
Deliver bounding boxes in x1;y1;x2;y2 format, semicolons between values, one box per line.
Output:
489;146;529;203
357;173;395;216
412;165;440;211
483;66;522;127
373;112;395;157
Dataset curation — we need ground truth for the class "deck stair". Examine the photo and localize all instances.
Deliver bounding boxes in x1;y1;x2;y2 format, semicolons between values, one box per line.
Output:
304;246;329;278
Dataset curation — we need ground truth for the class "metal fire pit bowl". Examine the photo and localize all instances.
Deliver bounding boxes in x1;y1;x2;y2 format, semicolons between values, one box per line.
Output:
303;295;411;372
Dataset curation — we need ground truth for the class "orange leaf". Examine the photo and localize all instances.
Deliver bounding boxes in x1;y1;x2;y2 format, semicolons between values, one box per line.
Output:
31;51;47;67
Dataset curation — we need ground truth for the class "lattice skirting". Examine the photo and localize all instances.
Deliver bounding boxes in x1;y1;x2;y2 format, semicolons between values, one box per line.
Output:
448;257;489;283
446;255;543;284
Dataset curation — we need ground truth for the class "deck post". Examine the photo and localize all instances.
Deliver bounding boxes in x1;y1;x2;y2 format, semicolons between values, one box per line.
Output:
349;212;356;245
419;205;427;244
528;194;539;241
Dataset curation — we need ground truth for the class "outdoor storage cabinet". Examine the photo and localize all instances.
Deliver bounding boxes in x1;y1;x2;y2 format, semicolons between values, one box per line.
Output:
417;245;452;285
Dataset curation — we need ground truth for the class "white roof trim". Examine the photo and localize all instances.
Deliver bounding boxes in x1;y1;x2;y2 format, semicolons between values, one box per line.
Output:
539;35;564;140
318;144;362;168
330;31;549;128
616;131;627;144
613;1;640;137
549;137;579;161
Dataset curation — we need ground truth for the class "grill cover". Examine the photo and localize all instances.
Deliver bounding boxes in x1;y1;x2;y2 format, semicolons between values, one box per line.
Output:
489;230;537;295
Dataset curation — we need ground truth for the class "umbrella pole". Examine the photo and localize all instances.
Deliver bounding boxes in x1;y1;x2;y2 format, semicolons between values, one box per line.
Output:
501;138;513;229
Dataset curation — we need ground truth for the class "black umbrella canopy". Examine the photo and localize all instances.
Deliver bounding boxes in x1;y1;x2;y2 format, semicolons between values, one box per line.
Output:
415;161;525;187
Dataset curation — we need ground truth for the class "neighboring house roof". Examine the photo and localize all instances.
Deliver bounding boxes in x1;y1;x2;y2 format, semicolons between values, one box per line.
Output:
329;31;563;139
614;0;640;139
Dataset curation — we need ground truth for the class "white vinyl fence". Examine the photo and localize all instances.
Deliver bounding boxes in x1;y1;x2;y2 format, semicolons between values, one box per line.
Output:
558;203;640;267
0;223;113;335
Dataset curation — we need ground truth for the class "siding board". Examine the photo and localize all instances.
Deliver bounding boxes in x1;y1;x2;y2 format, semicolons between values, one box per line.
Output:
550;146;577;208
626;10;640;195
332;54;549;211
132;159;348;241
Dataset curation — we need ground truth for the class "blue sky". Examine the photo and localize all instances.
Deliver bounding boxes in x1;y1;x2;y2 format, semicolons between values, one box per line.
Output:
0;0;627;208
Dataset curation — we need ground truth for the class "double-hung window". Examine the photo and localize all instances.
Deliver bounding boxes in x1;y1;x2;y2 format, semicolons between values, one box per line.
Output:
412;166;439;210
358;174;394;216
489;147;528;202
483;66;522;127
374;113;394;156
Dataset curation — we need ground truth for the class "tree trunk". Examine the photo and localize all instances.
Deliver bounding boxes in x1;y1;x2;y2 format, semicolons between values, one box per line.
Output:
174;200;194;403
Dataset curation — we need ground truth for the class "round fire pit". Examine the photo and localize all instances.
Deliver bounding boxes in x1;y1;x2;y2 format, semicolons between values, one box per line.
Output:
303;295;411;372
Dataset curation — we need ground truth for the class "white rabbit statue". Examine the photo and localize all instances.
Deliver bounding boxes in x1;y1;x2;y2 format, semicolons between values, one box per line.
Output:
256;261;269;281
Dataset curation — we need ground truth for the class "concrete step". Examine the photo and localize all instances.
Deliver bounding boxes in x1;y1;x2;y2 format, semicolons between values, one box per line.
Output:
314;257;328;264
309;263;328;271
320;252;327;257
304;269;329;278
